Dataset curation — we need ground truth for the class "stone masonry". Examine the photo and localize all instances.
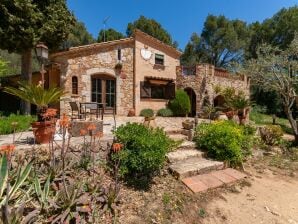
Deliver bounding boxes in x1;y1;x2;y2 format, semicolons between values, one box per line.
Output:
176;64;250;112
51;40;135;116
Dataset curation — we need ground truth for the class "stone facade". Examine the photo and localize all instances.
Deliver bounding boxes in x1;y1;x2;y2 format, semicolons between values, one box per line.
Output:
176;64;250;113
50;30;181;116
50;30;249;117
51;39;135;116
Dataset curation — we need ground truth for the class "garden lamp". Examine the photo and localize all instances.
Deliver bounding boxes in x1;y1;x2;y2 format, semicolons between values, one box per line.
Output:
35;43;49;88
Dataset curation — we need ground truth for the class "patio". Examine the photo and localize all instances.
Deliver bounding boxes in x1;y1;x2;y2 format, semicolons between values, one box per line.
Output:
0;116;196;150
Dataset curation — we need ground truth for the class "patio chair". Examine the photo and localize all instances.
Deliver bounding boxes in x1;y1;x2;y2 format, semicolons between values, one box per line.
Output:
69;102;81;120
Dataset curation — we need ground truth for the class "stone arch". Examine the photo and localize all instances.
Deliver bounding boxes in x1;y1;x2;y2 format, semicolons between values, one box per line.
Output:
214;95;225;108
184;87;197;117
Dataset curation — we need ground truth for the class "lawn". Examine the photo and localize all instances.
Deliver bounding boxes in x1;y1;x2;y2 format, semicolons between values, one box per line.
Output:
249;110;293;134
0;114;36;135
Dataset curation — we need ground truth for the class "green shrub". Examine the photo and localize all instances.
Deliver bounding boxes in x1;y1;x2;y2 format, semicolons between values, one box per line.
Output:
157;108;173;117
139;108;154;118
259;125;283;146
169;89;191;116
195;121;254;165
0;114;35;135
112;123;174;187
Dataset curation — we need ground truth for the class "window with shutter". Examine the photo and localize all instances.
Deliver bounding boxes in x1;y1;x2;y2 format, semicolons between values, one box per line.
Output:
140;81;151;98
155;54;164;65
141;81;175;100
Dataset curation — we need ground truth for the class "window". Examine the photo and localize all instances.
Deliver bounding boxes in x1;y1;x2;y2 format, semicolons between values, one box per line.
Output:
155;54;164;65
72;76;78;94
140;81;175;100
117;48;121;61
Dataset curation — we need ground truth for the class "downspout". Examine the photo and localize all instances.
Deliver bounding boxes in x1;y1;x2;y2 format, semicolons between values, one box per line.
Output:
133;38;136;113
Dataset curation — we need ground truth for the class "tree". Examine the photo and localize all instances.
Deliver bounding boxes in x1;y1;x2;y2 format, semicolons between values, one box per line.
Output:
180;33;205;66
61;21;95;49
126;15;177;48
0;0;74;114
247;6;298;59
243;35;298;143
0;58;8;77
97;28;125;43
181;15;250;68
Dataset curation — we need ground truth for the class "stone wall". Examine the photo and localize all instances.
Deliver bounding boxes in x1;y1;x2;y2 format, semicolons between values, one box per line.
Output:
176;64;250;112
51;41;134;116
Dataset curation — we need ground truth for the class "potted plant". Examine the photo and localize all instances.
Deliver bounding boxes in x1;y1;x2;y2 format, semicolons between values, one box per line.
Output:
231;95;250;125
4;82;65;143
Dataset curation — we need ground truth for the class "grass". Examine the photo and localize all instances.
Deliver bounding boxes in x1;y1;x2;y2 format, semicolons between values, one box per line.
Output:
0;114;36;135
249;110;293;134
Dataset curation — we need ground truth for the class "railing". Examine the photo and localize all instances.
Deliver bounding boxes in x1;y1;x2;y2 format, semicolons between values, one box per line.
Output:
214;68;245;81
182;66;196;76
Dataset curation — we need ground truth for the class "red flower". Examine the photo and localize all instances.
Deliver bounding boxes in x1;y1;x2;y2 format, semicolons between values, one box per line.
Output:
0;144;15;154
59;114;70;128
42;108;57;120
112;143;123;152
80;129;87;136
86;123;96;131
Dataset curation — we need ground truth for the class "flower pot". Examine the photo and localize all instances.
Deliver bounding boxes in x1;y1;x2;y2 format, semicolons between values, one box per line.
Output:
143;116;156;128
225;111;234;120
31;120;56;144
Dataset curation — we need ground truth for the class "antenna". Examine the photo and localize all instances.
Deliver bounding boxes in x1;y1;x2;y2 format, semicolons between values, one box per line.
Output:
103;16;111;42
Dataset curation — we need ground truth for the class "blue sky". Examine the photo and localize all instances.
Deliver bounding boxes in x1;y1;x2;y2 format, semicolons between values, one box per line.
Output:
67;0;298;49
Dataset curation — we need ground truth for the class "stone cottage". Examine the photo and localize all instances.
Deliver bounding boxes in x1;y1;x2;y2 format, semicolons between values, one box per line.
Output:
50;29;180;116
46;29;249;117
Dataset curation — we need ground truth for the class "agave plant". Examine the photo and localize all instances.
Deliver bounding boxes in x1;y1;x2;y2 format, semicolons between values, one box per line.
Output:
4;82;65;120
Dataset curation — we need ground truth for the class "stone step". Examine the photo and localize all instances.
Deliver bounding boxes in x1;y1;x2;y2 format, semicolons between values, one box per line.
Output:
178;140;196;149
167;149;204;163
182;168;247;193
169;157;224;179
168;133;188;141
165;129;183;135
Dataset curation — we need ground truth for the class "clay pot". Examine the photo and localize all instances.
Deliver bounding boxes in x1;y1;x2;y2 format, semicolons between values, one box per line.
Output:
225;111;234;120
31;120;56;144
128;109;135;117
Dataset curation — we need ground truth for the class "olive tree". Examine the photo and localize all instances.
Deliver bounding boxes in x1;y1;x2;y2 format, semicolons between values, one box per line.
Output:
244;35;298;143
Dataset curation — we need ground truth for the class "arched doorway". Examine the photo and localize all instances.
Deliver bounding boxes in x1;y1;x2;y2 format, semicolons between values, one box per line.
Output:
91;73;116;113
184;87;196;117
214;95;225;109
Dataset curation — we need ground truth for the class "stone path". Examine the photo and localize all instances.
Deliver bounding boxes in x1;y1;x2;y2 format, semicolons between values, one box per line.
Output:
182;168;247;193
167;131;247;193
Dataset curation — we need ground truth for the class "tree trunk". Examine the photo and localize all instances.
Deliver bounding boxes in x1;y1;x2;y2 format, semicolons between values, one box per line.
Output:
285;106;298;145
21;49;32;114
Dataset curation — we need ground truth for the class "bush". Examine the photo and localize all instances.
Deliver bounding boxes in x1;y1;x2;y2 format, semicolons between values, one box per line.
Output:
112;123;174;187
169;89;191;116
0;114;35;135
259;125;283;146
195;121;254;165
139;108;154;118
157;108;173;117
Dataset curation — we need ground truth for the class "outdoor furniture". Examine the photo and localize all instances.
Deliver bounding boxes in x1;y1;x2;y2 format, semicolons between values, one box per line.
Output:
69;102;82;120
80;102;105;120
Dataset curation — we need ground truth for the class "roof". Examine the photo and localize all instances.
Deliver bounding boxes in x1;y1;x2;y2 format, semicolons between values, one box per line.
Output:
51;37;134;58
50;29;182;58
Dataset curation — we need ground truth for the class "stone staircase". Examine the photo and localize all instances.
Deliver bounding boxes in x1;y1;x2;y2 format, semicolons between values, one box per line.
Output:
166;131;247;193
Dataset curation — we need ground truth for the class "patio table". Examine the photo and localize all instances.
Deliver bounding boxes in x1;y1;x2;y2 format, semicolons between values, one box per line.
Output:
80;102;106;120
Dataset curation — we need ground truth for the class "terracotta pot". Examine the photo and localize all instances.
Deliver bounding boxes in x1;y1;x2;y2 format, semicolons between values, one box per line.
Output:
225;111;234;120
128;109;135;117
31;120;56;144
